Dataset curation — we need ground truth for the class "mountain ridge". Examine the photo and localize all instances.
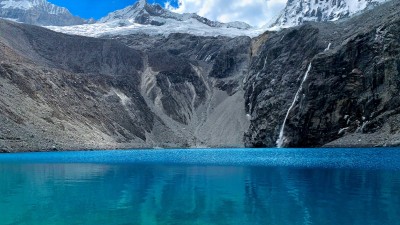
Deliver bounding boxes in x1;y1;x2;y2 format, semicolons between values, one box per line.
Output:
98;0;251;30
273;0;388;28
0;0;85;26
46;0;259;38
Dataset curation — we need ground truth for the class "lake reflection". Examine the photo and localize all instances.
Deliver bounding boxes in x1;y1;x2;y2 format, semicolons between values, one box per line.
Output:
1;162;400;225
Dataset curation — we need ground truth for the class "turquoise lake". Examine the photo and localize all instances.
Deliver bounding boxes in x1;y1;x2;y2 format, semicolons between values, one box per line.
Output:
1;148;400;225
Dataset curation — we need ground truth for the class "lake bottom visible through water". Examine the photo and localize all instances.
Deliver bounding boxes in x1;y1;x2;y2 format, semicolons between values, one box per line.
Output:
0;148;400;225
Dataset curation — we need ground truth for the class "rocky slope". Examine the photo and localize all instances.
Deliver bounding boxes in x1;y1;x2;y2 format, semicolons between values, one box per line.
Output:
0;0;399;151
0;19;250;152
0;0;85;26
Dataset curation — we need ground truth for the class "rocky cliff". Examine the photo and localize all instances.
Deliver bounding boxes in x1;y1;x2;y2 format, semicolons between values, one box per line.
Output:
245;0;400;147
0;0;399;151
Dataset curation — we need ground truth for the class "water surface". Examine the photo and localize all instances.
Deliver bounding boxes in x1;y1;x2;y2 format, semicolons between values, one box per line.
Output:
0;148;400;225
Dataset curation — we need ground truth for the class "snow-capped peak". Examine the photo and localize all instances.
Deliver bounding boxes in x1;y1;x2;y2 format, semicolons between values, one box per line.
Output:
0;0;68;14
46;0;259;38
137;0;146;8
98;0;161;25
0;0;85;25
1;0;35;10
99;0;251;30
272;0;388;28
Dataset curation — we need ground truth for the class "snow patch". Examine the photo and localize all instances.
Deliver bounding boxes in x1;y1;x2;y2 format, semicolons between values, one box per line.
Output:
338;127;349;135
113;89;130;106
246;114;251;120
0;17;20;22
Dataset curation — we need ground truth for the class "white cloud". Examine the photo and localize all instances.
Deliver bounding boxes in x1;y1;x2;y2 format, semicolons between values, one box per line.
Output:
165;0;287;28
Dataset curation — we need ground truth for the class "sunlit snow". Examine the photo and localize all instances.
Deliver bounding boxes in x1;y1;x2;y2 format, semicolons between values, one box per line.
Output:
46;18;266;38
1;0;34;10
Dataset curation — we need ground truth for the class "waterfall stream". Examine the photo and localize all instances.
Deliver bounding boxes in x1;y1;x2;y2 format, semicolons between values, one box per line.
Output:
276;63;312;148
324;43;331;51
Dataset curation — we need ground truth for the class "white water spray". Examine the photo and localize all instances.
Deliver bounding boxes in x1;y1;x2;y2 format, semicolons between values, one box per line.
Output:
324;43;332;51
276;63;312;148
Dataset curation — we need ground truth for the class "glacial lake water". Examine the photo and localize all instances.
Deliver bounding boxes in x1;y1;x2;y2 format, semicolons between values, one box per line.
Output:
1;148;400;225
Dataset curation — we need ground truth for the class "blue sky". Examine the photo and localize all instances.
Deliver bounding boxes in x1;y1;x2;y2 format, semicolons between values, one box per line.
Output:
48;0;179;19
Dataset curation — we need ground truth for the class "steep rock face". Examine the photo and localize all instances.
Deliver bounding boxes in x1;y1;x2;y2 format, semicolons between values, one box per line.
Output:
0;0;85;26
293;22;400;147
245;0;400;147
273;0;387;28
244;26;325;147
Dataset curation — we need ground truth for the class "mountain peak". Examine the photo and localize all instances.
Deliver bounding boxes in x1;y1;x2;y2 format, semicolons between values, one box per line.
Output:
0;0;66;13
99;0;166;25
138;0;147;8
272;0;388;28
98;1;251;30
0;0;85;26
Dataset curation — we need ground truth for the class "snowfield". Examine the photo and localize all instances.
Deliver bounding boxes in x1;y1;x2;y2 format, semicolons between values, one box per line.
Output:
273;0;388;28
46;18;266;38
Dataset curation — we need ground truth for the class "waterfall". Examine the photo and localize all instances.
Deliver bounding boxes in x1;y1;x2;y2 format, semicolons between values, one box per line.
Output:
324;43;331;51
276;63;312;148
